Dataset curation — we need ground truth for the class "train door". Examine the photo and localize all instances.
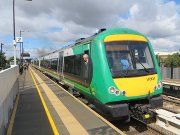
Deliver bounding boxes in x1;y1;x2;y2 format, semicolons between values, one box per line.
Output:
38;59;41;68
82;50;89;87
58;51;64;80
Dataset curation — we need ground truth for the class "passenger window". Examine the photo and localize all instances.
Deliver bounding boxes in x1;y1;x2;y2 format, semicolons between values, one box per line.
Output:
63;51;92;87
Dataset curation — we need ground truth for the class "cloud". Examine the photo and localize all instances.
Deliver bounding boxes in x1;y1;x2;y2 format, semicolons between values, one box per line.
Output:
118;0;180;38
150;37;180;52
36;48;50;56
0;0;179;57
27;46;58;58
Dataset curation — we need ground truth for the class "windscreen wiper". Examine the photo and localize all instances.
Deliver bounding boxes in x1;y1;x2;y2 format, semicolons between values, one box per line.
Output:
135;58;149;73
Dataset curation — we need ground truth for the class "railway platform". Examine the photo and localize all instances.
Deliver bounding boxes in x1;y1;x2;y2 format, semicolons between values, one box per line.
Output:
7;67;124;135
162;79;180;98
162;79;180;87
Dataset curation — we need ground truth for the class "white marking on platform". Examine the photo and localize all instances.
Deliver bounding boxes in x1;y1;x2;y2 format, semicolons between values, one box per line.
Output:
156;109;180;135
162;81;180;87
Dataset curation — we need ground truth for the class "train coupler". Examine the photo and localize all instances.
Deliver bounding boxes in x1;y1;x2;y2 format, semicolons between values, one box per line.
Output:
130;104;156;124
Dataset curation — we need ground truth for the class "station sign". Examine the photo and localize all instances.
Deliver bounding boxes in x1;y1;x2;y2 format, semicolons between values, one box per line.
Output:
16;37;23;43
22;52;30;57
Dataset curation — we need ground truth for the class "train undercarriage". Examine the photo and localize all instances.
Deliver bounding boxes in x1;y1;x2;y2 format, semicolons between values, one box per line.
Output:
67;85;163;123
129;95;163;123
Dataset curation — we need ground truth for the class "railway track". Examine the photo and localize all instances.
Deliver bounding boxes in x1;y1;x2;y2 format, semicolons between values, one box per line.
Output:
38;68;178;135
163;95;180;104
163;83;180;98
155;108;180;135
112;116;176;135
162;95;180;114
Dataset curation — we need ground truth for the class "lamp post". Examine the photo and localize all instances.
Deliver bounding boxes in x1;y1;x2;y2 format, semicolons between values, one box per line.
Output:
12;0;32;65
0;43;4;53
13;0;16;65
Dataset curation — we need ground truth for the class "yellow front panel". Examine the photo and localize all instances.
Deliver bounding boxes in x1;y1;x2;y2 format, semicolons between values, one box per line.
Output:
104;34;148;42
114;74;158;97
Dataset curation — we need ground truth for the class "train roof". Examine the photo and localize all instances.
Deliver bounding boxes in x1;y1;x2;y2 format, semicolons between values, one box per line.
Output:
38;31;99;58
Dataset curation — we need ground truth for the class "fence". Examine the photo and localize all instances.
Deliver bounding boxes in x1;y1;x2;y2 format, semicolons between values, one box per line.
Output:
0;65;19;135
161;67;180;80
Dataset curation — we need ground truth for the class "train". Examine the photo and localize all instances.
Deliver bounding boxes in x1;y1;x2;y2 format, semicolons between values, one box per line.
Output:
33;28;163;122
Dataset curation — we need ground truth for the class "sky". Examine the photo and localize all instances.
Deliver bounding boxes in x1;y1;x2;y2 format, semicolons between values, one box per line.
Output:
0;0;180;58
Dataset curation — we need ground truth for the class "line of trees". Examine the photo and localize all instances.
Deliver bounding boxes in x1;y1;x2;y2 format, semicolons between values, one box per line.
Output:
0;52;20;70
0;52;7;69
164;53;180;67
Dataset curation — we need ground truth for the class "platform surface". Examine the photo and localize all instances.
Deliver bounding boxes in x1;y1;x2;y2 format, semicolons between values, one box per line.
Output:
162;79;180;87
10;69;53;135
8;67;124;135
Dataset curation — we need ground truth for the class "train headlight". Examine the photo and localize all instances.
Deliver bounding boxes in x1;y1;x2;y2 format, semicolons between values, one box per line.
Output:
109;86;126;96
154;81;163;90
121;90;126;95
109;86;116;94
158;81;163;89
108;86;126;96
115;90;120;96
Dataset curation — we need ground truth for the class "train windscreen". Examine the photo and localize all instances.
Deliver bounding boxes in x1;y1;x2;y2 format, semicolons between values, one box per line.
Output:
105;41;156;78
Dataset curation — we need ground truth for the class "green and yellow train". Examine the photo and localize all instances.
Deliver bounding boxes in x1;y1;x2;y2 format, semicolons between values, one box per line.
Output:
33;28;163;122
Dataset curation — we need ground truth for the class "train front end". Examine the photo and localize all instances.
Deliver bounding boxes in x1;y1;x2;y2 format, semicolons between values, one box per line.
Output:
91;28;163;121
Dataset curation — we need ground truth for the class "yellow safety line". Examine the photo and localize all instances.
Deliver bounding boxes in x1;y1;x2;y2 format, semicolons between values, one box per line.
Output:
37;67;126;135
29;69;59;135
6;94;20;135
30;68;89;135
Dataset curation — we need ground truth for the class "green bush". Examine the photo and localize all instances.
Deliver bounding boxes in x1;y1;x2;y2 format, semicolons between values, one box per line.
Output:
0;52;7;69
164;53;180;67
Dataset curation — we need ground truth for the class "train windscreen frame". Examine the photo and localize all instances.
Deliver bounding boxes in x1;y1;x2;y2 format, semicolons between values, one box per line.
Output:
105;41;156;78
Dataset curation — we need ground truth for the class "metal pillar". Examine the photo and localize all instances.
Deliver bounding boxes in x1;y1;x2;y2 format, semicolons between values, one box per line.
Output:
0;43;3;53
13;0;16;65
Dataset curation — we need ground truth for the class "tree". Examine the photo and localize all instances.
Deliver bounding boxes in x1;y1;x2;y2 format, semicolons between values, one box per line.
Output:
7;56;20;64
164;53;180;67
0;52;7;69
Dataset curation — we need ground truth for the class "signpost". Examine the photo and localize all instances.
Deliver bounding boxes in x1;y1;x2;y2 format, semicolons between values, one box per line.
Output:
16;37;23;65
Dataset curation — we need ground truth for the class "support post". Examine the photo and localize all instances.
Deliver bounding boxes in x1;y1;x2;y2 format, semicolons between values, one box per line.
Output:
13;0;16;65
